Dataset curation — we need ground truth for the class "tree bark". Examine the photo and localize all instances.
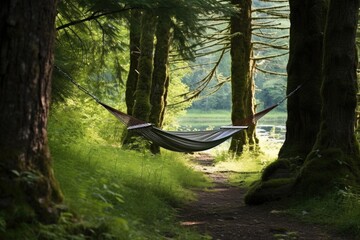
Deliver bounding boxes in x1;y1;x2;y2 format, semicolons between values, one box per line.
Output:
0;0;62;224
125;10;141;115
244;0;328;204
229;0;257;154
278;0;327;159
295;0;360;195
123;11;157;148
149;14;172;154
132;11;157;121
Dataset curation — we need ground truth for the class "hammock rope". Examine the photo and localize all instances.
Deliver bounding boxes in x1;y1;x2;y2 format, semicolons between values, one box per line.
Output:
54;66;301;152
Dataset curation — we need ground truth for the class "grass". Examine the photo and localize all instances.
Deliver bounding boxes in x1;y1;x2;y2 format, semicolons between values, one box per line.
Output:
2;100;213;240
49;140;211;239
286;188;360;238
207;130;360;238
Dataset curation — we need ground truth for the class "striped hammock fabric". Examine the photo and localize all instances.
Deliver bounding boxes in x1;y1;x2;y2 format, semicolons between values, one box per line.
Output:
99;102;248;152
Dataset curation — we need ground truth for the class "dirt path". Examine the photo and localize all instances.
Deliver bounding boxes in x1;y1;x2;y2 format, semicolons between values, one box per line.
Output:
178;152;352;240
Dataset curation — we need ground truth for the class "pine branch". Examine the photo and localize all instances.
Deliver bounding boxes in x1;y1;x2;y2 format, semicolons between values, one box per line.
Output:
57;7;133;30
252;16;288;20
170;61;219;71
252;25;289;30
252;22;284;28
252;5;289;12
255;66;287;76
170;48;228;105
252;41;288;50
257;11;289;18
259;0;288;2
252;32;289;40
252;51;288;61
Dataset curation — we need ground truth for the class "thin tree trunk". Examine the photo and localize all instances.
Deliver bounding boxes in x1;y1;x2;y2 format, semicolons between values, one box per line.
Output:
229;0;256;154
149;15;172;154
125;10;141;115
132;11;157;121
0;0;62;224
246;49;258;149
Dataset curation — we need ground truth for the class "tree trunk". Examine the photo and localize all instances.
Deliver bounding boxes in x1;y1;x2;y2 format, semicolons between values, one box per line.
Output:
0;0;63;224
132;11;157;121
149;15;172;154
229;0;256;154
125;10;141;115
246;49;258;149
295;0;360;195
123;11;157;148
278;0;327;159
244;0;328;204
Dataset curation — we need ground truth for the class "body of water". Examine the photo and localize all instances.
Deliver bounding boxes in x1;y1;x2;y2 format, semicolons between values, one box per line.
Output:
177;111;287;143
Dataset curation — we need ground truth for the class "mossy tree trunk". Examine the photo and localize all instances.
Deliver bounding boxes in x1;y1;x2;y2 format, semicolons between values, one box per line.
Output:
123;11;157;147
229;0;257;155
0;0;63;224
244;0;327;204
245;0;359;205
295;0;360;195
246;50;258;149
132;11;157;121
125;10;142;115
149;14;172;154
278;0;327;160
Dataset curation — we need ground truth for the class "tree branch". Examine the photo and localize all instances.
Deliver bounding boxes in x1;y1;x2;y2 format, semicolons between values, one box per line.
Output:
56;7;134;31
252;51;288;60
255;66;287;76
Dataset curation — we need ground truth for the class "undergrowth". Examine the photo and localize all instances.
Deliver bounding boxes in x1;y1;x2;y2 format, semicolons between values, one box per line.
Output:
1;100;211;239
49;141;211;239
287;187;360;238
212;147;360;238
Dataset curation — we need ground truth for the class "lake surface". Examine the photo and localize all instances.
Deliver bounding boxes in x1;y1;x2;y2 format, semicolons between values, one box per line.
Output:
177;110;287;142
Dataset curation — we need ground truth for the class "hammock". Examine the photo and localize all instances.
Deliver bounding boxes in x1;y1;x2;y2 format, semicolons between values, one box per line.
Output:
55;66;301;152
98;102;283;152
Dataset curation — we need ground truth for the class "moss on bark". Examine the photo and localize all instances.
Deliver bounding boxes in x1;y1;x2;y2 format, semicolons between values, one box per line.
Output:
294;0;360;195
229;0;257;155
0;0;63;224
123;11;157;148
125;10;142;115
294;149;360;196
278;0;327;159
246;0;360;204
149;14;172;154
244;178;295;205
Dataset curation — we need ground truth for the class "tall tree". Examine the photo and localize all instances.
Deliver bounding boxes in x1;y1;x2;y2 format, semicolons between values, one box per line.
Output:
245;0;360;204
278;0;326;159
149;14;172;154
125;10;142;115
245;0;328;204
0;0;63;224
131;11;157;121
229;0;257;154
122;10;157;147
295;0;360;195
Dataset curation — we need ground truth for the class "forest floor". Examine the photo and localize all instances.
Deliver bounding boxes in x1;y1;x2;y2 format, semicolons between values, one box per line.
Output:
178;152;353;240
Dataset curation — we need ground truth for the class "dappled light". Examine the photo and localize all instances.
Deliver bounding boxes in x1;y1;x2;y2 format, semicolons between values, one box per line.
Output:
1;0;360;239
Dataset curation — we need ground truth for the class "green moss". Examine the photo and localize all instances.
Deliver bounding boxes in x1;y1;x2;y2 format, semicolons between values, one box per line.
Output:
262;159;291;181
295;148;360;196
245;178;295;205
